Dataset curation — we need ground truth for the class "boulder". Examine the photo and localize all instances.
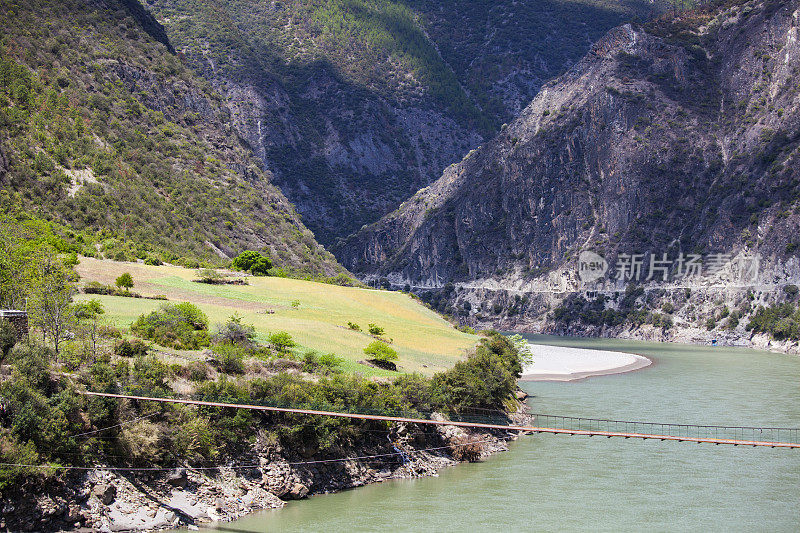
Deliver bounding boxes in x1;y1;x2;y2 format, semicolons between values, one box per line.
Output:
285;483;309;500
167;468;188;488
92;483;116;506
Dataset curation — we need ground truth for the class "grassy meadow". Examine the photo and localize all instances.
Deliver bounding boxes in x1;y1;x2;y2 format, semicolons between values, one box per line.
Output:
74;258;478;376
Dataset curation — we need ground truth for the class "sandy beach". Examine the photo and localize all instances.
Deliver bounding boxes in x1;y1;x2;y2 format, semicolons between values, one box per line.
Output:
520;343;651;381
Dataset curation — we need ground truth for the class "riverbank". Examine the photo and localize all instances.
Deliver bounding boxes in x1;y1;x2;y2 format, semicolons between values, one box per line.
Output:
0;413;531;532
520;343;651;381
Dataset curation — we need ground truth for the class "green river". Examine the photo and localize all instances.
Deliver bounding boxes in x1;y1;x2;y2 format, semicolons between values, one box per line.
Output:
184;336;800;532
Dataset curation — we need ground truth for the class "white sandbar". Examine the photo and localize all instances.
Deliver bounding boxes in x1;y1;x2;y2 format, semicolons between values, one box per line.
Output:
520;343;651;381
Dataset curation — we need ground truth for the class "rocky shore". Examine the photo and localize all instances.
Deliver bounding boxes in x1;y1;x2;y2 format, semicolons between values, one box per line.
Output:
0;413;531;532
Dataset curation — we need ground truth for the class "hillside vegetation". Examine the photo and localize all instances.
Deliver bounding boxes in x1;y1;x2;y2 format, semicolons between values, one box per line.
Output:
0;0;343;277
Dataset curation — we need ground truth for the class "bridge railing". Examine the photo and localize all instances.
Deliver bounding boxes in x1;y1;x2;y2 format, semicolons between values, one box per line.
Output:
526;413;800;444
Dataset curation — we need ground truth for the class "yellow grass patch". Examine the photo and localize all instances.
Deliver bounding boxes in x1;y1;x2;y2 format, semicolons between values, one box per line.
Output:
75;258;478;375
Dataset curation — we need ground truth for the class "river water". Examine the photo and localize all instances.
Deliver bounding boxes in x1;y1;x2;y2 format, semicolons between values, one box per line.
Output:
182;335;800;532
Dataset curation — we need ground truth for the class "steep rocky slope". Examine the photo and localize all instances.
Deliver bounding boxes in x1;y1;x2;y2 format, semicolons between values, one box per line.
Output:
144;0;662;244
338;0;800;345
0;0;344;276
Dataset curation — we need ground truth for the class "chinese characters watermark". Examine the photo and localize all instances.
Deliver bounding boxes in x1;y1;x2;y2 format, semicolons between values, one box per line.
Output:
578;251;760;285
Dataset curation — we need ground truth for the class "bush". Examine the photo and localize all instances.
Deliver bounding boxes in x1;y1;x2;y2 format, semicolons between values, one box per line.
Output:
186;361;210;381
210;342;245;374
0;320;16;359
368;323;385;336
347;321;361;331
231;251;272;275
114;339;150;358
131;302;210;350
83;281;115;295
144;256;163;266
197;268;224;284
115;273;134;290
215;315;256;347
301;351;342;374
268;331;296;353
130;355;170;394
363;340;397;363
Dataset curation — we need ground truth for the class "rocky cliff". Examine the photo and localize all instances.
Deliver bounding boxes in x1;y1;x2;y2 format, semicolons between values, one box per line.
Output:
144;0;661;244
338;0;800;345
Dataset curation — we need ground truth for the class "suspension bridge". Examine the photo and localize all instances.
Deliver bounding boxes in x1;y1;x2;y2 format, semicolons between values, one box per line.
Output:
83;391;800;449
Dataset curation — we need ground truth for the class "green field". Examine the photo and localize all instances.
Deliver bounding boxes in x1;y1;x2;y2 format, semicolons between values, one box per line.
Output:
75;258;478;375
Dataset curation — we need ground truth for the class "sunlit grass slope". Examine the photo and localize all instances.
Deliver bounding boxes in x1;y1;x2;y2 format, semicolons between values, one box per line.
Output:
75;258;478;375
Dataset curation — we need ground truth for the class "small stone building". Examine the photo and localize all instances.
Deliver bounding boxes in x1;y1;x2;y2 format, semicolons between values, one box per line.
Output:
0;309;29;340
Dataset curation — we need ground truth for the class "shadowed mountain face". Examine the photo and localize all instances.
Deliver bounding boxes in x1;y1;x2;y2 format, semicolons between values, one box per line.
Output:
144;0;662;244
337;0;800;290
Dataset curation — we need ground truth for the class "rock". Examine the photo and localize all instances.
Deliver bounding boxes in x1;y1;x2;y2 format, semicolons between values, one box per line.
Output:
515;390;528;401
167;468;188;488
92;483;116;506
285;483;309;500
65;503;82;522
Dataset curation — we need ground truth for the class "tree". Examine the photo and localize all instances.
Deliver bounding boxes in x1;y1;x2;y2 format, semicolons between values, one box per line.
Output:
250;256;272;275
74;299;105;358
115;273;134;291
363;340;397;363
507;334;533;366
231;251;272;275
29;252;75;355
0;212;38;310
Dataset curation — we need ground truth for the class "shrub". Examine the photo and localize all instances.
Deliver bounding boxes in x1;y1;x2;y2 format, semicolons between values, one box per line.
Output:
131;302;210;350
268;331;296;353
232;251;260;271
186;361;210;382
130;354;170;394
114;339;150;358
115;273;134;290
215;315;256;347
318;352;343;372
302;350;321;373
364;340;397;363
231;251;272;275
210;342;245;374
347;321;361;331
0;428;41;490
197;269;224;284
0;320;16;359
367;323;385;336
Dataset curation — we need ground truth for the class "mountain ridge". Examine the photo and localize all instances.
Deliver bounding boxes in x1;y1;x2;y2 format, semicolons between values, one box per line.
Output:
336;0;800;342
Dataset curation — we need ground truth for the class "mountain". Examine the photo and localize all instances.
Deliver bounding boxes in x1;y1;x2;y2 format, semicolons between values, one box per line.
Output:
0;0;345;277
337;0;800;339
142;0;663;244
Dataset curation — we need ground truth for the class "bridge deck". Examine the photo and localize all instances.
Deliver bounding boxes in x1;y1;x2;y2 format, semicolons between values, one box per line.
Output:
83;392;800;449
